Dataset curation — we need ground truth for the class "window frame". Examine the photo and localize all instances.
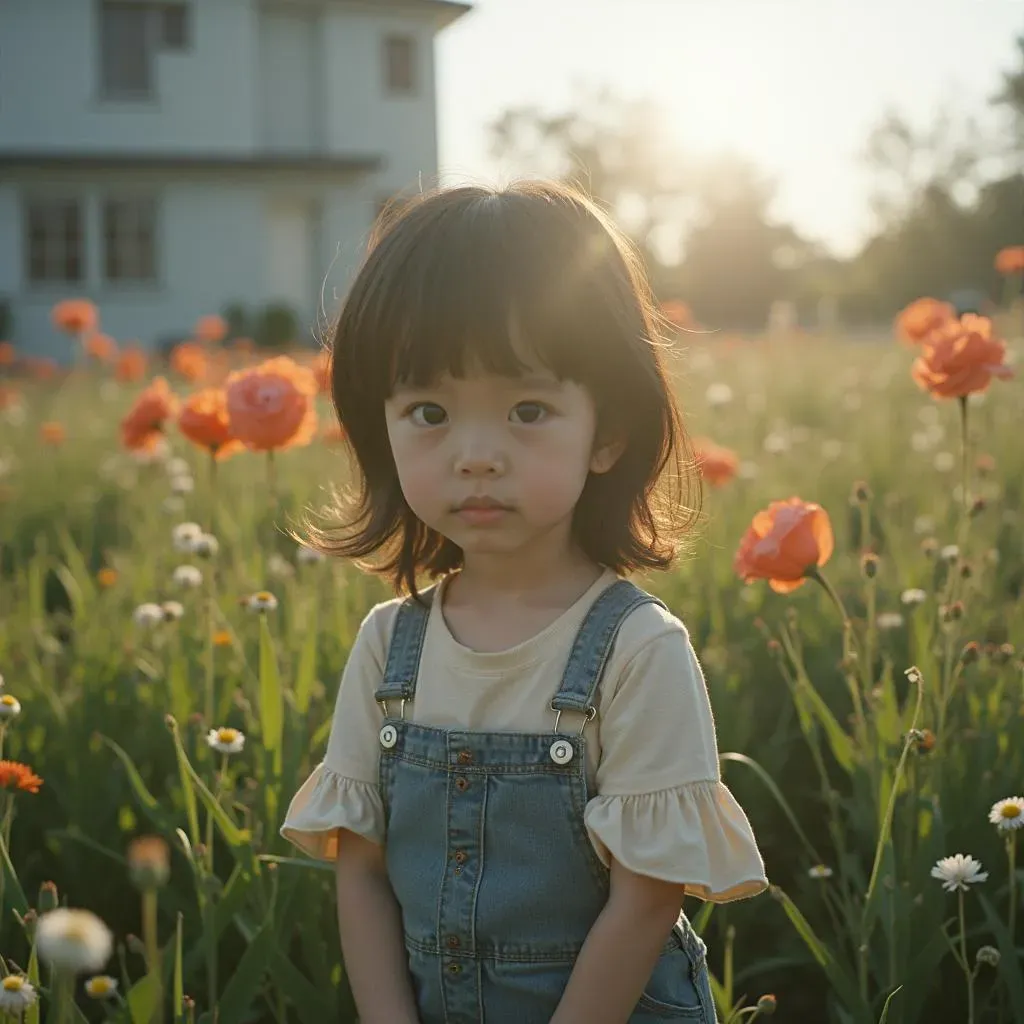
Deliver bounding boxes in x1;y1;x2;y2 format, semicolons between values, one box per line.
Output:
97;1;192;101
23;198;86;287
100;195;160;286
382;33;417;97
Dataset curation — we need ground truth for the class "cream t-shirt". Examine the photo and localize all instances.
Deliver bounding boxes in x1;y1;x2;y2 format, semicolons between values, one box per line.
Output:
281;570;768;903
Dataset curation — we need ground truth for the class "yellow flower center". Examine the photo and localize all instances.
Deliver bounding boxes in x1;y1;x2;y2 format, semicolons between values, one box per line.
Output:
87;977;113;996
217;728;239;744
1000;804;1022;820
255;591;273;602
0;696;15;706
2;977;24;992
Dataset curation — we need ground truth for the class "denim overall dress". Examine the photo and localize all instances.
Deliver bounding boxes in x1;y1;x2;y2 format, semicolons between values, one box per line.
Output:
374;579;718;1024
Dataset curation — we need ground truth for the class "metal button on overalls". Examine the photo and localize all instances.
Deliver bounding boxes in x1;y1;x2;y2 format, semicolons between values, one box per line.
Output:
549;738;574;765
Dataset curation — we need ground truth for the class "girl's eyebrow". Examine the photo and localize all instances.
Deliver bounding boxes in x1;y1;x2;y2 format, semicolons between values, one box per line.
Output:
511;375;564;393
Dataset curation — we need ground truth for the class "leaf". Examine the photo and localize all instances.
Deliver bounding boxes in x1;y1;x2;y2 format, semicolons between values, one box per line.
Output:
720;752;824;865
217;920;275;1024
25;944;40;1024
293;602;319;715
169;720;201;850
126;970;162;1024
978;893;1024;1020
99;735;174;832
257;855;334;872
271;952;335;1024
877;985;903;1024
167;655;193;739
0;830;29;917
797;669;855;772
56;527;97;616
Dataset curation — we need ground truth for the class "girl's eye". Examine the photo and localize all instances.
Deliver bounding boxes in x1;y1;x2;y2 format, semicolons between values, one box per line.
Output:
409;403;447;427
510;402;549;424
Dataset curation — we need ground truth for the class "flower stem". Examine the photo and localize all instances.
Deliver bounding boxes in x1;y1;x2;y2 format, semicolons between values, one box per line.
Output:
959;888;975;1024
142;888;164;1024
1009;831;1018;947
958;395;970;519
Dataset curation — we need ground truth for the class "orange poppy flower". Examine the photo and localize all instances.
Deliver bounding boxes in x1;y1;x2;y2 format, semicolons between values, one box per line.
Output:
51;299;98;335
194;315;228;343
170;341;208;383
121;377;180;451
225;356;318;452
0;342;15;366
895;297;955;345
84;331;117;362
115;345;147;383
40;421;66;446
97;568;118;587
0;761;43;794
911;315;1013;400
995;246;1024;275
734;497;834;593
178;388;245;460
694;439;739;487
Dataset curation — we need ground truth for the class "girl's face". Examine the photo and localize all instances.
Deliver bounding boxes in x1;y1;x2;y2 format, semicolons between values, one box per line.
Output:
384;365;622;565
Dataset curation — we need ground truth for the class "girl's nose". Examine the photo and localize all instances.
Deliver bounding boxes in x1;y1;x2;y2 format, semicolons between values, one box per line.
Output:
454;437;505;477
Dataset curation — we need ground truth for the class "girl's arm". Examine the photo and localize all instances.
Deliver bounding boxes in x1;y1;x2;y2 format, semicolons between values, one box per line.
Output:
334;829;420;1024
549;857;687;1024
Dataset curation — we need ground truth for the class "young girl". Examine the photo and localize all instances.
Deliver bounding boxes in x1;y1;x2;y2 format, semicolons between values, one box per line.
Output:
282;181;768;1024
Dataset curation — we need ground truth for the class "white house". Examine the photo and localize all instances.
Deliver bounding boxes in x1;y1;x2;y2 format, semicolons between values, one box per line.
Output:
0;0;471;358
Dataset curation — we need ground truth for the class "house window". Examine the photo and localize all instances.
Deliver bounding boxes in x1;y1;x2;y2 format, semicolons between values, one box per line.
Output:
24;200;85;284
103;198;157;283
99;2;190;99
383;34;416;95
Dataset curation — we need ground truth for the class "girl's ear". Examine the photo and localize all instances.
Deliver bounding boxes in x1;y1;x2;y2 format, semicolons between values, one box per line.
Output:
589;437;626;475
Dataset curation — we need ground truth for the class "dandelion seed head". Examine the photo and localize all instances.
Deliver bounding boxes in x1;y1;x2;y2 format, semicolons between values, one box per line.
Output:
36;908;114;973
161;601;184;621
172;565;203;589
133;602;165;627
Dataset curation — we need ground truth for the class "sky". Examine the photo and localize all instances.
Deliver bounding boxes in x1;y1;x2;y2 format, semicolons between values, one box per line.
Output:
434;0;1023;257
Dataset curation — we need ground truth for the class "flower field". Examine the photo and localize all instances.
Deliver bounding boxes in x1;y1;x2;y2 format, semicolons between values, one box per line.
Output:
0;294;1021;1024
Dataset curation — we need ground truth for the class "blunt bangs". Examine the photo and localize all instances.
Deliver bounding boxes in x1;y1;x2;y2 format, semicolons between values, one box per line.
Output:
342;186;642;402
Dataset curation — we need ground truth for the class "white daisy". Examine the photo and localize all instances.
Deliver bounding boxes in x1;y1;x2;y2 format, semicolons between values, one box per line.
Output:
36;908;114;973
207;727;245;755
172;522;203;553
246;591;279;613
875;613;904;631
0;693;21;717
84;975;119;999
133;603;165;627
988;797;1024;833
931;853;988;892
169;474;194;495
296;543;326;565
0;975;37;1012
808;864;833;879
901;588;927;606
161;601;185;621
172;565;203;589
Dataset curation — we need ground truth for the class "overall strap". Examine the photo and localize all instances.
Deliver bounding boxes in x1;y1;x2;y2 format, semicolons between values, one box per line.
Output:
374;585;437;712
550;580;666;726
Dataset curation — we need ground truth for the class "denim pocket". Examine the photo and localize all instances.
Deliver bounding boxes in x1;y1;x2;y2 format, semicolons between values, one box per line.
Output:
634;926;716;1022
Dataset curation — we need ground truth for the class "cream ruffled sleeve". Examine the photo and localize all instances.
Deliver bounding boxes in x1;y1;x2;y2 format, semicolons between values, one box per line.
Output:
280;604;395;860
585;617;769;903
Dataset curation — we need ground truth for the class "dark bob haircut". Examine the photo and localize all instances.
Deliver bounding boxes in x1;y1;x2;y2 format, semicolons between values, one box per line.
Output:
308;179;701;597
